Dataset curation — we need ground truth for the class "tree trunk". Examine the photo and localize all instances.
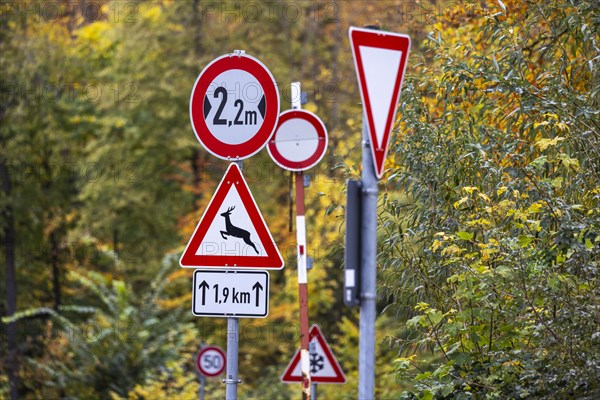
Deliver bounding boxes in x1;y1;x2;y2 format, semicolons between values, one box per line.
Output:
328;0;341;172
113;227;119;259
191;0;203;206
1;159;19;400
330;0;341;131
191;149;201;205
192;0;202;56
42;158;62;312
50;231;61;310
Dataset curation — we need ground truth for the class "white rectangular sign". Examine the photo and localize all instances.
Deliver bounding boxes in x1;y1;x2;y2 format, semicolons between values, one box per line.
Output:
192;270;269;318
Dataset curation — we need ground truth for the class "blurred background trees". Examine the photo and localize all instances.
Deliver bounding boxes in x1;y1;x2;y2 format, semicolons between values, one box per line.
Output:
1;1;598;399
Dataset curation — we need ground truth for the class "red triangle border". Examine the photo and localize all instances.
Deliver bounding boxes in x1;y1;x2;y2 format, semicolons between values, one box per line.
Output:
349;27;411;179
281;325;346;384
179;163;284;269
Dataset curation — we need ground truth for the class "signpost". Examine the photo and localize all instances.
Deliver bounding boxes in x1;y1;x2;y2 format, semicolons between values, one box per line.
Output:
267;82;329;400
192;270;269;317
196;344;226;400
190;50;280;160
196;345;227;377
348;26;411;399
182;162;281;400
187;50;281;400
344;179;362;307
281;325;346;385
349;27;411;178
267;109;328;172
179;163;284;269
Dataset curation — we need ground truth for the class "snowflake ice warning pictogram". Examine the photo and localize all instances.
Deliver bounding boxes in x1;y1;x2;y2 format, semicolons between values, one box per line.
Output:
310;353;325;373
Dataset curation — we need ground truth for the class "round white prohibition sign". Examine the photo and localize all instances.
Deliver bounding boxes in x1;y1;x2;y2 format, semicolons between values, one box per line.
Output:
196;346;226;377
267;109;328;172
190;53;280;160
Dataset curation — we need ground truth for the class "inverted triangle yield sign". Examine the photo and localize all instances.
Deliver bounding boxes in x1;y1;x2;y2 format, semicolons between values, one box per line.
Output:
281;325;346;384
349;27;411;178
180;163;284;269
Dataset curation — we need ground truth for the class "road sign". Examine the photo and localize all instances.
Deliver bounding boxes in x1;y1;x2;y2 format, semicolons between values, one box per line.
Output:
192;270;269;317
190;51;280;160
349;27;411;178
196;345;226;377
281;325;346;384
344;179;362;307
267;109;328;172
180;163;284;269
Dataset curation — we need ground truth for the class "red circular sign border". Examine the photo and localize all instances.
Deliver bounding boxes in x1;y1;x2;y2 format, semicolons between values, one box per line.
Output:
267;109;328;172
196;346;226;377
190;53;280;160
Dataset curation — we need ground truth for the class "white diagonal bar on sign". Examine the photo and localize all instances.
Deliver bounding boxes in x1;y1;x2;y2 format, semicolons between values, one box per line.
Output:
358;45;403;149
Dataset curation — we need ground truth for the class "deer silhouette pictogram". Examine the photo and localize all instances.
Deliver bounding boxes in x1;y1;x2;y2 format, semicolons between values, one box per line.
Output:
220;206;259;254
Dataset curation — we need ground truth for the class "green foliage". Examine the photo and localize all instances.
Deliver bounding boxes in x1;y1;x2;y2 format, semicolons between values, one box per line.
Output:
2;0;598;398
381;0;600;398
28;265;194;399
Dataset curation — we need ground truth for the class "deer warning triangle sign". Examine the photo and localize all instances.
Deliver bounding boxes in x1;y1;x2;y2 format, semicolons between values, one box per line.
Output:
349;27;411;178
180;163;284;269
281;325;346;384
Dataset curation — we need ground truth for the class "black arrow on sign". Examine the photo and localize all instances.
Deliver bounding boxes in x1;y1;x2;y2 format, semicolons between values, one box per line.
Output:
252;281;263;307
203;95;212;119
198;280;209;305
258;95;266;119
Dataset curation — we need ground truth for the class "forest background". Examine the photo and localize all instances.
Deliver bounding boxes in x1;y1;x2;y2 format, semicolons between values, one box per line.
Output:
1;0;599;399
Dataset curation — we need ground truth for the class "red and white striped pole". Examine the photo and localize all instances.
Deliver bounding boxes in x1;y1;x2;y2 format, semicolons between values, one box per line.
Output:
291;82;311;400
295;169;311;399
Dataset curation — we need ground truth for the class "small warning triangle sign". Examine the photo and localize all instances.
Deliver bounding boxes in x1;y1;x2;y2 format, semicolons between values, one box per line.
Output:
180;163;284;269
349;27;411;178
281;325;346;384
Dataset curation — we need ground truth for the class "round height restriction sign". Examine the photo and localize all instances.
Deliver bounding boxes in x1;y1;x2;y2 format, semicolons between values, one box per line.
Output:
196;345;226;377
190;52;280;160
267;110;328;171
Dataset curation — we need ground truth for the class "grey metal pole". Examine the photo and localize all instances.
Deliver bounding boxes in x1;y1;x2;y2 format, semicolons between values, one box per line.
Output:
225;317;239;399
225;160;243;400
359;116;377;399
198;342;206;400
199;374;205;400
309;339;317;400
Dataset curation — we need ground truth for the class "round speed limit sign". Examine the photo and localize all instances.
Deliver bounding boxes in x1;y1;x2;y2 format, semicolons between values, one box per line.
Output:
196;345;226;377
190;51;280;160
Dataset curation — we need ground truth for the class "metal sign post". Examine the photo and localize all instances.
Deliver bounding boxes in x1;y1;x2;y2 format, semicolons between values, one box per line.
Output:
348;25;411;399
196;343;206;400
310;341;318;400
359;116;378;399
199;374;205;400
226;160;243;400
225;317;239;399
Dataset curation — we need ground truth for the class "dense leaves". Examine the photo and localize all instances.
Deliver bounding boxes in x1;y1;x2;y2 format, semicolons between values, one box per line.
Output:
1;0;598;399
382;1;600;398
